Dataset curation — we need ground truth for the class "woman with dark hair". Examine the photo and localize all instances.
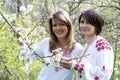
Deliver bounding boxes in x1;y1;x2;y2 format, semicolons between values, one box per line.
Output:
15;10;83;80
61;9;114;80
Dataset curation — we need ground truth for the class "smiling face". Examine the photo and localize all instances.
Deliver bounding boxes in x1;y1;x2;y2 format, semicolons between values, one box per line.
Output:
78;9;104;36
52;19;68;40
49;10;74;52
79;17;96;37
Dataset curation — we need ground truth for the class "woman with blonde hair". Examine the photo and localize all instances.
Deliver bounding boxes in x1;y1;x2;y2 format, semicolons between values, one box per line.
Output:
15;10;83;80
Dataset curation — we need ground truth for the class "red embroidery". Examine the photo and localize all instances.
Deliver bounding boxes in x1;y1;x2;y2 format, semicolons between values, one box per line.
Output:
103;66;105;71
79;64;84;73
96;39;111;51
76;63;79;67
75;63;79;70
80;64;84;67
74;63;84;78
101;46;104;49
80;74;82;78
54;67;62;72
94;76;99;80
97;47;101;51
78;67;83;73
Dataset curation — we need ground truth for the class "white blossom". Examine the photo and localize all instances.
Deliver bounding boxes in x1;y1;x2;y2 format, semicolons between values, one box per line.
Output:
21;63;31;74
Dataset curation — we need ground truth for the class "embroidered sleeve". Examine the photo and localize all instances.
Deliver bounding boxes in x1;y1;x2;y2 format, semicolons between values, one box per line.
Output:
18;37;30;61
74;39;114;80
96;39;111;51
28;38;49;61
18;38;48;61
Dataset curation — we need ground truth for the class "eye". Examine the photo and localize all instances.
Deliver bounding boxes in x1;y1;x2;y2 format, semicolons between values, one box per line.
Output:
53;24;57;27
80;20;85;23
80;20;90;24
59;23;66;26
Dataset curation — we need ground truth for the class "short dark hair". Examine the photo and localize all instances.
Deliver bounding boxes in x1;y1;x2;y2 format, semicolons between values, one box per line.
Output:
78;9;104;35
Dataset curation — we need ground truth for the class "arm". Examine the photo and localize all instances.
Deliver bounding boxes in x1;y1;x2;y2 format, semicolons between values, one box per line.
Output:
60;43;83;70
74;39;114;80
18;37;48;62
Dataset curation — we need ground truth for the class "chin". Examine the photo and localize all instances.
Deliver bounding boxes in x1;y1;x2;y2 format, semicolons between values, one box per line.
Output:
81;33;86;35
57;37;65;39
81;32;88;35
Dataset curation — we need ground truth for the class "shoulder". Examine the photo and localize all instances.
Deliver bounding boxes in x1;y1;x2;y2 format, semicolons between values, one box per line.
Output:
71;42;83;56
37;37;50;47
75;42;83;49
39;37;50;44
95;36;112;51
41;37;50;42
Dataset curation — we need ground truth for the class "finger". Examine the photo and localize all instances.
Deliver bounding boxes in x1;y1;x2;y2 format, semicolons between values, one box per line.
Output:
60;61;72;69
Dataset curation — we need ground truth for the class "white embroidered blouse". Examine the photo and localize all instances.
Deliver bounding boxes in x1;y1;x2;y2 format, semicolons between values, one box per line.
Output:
18;38;83;80
74;36;114;80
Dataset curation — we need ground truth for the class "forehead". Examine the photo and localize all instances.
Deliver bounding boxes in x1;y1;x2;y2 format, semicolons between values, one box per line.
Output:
80;16;89;23
52;18;64;24
81;17;85;20
80;17;87;21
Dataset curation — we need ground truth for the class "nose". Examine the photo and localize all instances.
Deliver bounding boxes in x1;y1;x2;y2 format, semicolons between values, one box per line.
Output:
80;23;87;27
55;25;61;29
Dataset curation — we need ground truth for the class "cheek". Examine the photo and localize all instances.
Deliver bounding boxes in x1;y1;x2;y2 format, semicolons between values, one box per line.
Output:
65;29;69;35
91;27;96;33
65;27;69;32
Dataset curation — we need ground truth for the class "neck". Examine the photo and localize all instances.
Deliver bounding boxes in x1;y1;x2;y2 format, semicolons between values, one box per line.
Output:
58;38;74;49
85;35;97;45
58;39;66;49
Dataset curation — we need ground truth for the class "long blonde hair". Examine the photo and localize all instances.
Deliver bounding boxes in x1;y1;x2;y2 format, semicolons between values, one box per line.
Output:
49;10;75;52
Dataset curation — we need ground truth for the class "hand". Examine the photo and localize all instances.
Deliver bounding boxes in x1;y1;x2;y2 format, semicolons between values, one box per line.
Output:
12;26;24;45
60;61;72;69
13;26;22;38
60;57;72;69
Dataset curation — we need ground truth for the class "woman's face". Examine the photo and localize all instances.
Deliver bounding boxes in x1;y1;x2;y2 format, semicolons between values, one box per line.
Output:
52;19;68;40
79;17;96;37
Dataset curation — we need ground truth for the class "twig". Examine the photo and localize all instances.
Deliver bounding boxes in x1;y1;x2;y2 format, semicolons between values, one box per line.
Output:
68;53;90;61
0;10;32;50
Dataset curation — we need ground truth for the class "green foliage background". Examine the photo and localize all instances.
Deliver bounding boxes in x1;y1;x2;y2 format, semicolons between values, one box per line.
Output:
0;0;120;80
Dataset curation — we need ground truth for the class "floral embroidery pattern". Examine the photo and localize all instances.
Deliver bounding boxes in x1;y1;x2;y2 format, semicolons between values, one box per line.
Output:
80;74;82;78
96;39;111;51
94;76;99;80
62;48;72;57
74;63;84;78
78;64;84;73
54;66;62;72
74;63;79;70
53;46;72;72
103;66;105;71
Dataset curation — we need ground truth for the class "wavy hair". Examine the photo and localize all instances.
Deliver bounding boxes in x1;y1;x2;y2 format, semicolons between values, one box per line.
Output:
49;10;74;52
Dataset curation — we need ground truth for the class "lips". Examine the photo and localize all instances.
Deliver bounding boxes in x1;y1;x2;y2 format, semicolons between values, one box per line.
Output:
81;29;88;32
55;30;63;35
